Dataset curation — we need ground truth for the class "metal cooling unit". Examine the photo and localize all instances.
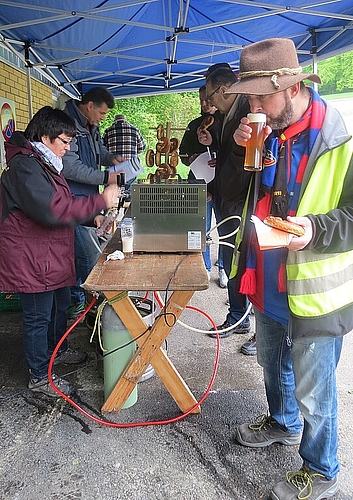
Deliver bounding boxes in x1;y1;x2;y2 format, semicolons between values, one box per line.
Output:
131;179;207;253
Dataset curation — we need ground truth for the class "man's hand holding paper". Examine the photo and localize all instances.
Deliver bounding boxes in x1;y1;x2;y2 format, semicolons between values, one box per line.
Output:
251;215;311;251
190;151;216;183
251;215;293;250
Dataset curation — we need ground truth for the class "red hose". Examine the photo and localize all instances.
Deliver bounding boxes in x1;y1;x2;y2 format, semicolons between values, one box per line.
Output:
48;294;220;428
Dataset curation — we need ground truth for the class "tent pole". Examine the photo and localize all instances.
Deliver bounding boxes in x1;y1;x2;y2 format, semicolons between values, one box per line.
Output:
312;53;318;93
25;66;33;121
24;43;33;120
310;29;319;93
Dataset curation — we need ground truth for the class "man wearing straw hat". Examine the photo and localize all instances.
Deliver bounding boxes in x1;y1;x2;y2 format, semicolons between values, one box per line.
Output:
227;38;353;500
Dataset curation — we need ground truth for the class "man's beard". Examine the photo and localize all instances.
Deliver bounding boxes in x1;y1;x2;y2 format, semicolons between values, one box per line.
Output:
268;93;294;130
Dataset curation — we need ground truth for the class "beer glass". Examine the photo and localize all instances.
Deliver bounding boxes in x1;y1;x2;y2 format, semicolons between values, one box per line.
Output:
244;113;266;171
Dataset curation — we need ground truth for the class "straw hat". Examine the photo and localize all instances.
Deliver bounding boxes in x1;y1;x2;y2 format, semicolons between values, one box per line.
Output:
226;38;321;95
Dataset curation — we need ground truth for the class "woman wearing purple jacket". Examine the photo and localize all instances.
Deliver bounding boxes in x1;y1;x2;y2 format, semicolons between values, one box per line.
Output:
0;106;118;397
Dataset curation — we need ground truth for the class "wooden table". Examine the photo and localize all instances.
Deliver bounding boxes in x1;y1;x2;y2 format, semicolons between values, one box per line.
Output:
84;231;209;414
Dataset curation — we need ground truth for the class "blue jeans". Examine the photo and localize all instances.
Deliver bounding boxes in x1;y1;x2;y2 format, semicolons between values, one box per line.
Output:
203;198;212;272
71;225;101;306
216;209;249;324
19;287;71;379
203;198;224;273
255;308;343;479
217;246;224;270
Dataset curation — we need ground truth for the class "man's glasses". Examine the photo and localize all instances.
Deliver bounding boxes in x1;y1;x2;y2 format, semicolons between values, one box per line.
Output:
57;136;72;146
206;86;221;101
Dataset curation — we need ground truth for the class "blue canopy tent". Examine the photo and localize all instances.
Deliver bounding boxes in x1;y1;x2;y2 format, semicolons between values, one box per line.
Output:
1;0;353;102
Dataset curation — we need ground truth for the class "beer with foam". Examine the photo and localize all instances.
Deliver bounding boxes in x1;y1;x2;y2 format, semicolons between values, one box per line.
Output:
244;113;266;171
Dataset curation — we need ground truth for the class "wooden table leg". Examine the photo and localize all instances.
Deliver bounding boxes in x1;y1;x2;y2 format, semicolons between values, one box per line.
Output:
101;290;201;415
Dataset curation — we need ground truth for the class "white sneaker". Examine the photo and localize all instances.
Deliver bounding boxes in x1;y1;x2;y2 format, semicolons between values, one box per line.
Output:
218;269;228;288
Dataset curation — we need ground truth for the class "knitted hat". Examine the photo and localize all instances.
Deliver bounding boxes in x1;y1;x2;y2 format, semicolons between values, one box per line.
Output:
114;114;126;121
226;38;321;96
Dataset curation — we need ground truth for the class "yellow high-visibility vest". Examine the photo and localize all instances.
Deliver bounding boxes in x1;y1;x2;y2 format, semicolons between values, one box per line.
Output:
230;139;353;319
287;140;353;317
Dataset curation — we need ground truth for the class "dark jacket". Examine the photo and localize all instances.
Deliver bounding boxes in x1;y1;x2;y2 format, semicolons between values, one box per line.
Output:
0;132;107;293
214;95;252;219
179;111;220;166
62;99;116;197
179;111;221;194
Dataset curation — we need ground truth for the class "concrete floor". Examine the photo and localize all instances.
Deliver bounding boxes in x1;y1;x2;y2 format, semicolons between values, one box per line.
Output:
0;239;352;499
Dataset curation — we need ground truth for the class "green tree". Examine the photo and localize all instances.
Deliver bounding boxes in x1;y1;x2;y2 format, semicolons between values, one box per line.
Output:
101;92;201;178
304;50;353;95
102;92;201;148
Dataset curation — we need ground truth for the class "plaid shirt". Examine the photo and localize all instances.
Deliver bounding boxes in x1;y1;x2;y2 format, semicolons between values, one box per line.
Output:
102;118;145;158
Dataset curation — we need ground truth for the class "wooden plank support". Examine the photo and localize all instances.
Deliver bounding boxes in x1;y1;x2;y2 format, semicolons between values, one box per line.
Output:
101;290;200;414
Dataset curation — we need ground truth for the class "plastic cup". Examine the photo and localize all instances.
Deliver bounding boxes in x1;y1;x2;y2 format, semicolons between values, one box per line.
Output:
244;113;266;172
121;221;134;258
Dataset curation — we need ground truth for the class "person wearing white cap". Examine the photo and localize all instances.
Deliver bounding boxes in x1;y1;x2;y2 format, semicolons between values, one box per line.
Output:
228;38;353;500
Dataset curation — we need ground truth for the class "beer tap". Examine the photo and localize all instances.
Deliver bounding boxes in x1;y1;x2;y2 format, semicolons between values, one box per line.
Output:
96;173;127;237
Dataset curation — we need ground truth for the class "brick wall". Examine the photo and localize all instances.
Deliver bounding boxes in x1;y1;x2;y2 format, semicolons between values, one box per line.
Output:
0;60;52;130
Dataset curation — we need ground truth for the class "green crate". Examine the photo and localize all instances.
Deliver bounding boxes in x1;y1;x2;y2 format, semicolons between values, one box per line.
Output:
0;292;22;312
